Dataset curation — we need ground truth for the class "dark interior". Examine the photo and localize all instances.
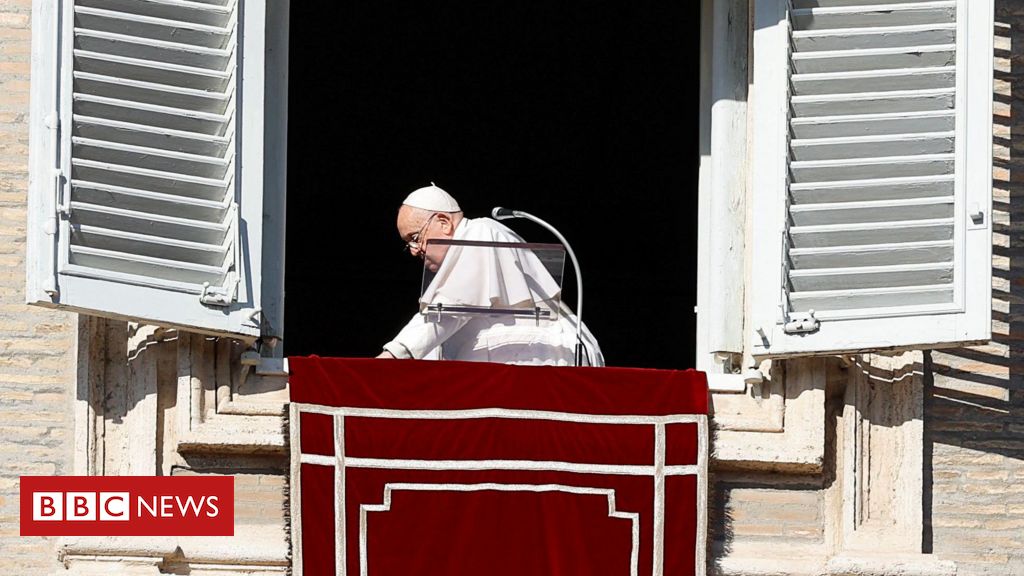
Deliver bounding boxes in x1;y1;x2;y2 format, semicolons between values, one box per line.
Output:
286;1;701;369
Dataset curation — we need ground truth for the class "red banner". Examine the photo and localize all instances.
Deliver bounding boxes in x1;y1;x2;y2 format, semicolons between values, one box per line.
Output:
289;357;708;576
20;476;234;536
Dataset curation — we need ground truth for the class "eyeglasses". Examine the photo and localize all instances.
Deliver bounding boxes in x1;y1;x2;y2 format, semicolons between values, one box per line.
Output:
402;213;437;254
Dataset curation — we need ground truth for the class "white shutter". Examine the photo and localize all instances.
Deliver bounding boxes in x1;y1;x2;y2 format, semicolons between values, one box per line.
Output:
749;0;992;357
27;0;280;339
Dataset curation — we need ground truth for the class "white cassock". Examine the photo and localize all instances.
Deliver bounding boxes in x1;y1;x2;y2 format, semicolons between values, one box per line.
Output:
382;217;604;366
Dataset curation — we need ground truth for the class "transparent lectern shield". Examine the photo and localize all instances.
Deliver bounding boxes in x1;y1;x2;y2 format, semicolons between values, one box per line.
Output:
419;239;566;323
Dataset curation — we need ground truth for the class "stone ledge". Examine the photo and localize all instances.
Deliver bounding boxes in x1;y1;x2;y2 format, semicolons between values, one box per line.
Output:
826;554;956;576
714;552;956;576
176;431;286;454
59;525;288;575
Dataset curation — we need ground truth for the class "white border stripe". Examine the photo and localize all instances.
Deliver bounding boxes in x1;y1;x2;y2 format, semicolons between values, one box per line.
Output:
359;483;640;576
696;415;709;575
291;403;704;425
288;403;304;576
653;423;667;576
348;457;653;476
301;453;335;466
300;454;699;477
334;414;347;575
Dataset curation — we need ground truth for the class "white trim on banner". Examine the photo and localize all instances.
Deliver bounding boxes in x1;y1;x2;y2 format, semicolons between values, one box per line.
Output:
359;483;641;576
289;404;709;576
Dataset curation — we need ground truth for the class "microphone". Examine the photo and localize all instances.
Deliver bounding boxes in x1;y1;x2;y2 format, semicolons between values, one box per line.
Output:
490;207;586;366
491;207;516;220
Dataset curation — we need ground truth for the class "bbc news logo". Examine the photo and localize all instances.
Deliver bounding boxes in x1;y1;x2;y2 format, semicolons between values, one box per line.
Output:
21;476;233;536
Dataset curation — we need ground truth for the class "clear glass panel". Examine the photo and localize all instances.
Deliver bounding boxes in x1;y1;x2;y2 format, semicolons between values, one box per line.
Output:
419;239;566;323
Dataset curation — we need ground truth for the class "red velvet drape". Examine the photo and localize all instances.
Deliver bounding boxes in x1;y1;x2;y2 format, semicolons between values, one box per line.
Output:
290;357;708;576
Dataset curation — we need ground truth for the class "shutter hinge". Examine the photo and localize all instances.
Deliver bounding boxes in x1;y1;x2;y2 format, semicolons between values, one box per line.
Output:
783;310;820;335
200;282;232;306
200;271;238;307
43;113;69;235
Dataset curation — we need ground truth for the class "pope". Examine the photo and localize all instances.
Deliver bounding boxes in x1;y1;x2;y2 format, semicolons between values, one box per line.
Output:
377;184;604;366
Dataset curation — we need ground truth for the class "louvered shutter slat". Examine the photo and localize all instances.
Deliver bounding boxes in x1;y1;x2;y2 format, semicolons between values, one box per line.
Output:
793;23;956;51
790;132;955;162
792;45;955;74
792;89;955;116
791;155;955;183
794;68;956;95
790;110;954;139
72;117;231;156
72;138;231;178
75;31;231;70
74;7;232;47
73;51;232;91
789;218;954;248
790;174;954;204
72;182;230;221
71;202;228;243
793;0;943;6
78;0;236;28
69;244;229;284
789;197;954;225
791;3;956;30
789;240;954;268
788;286;955;312
74;225;230;266
71;159;229;199
789;262;953;291
73;95;230;135
74;75;231;114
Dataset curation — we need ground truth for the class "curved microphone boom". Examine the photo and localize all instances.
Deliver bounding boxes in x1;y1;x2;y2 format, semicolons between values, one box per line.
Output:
491;207;517;220
491;207;586;366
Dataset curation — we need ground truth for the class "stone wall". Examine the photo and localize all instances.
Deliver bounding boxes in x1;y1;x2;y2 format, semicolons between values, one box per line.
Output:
0;0;75;573
925;2;1024;574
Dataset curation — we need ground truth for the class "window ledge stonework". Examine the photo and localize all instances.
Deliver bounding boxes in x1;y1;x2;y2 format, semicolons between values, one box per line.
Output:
59;526;288;575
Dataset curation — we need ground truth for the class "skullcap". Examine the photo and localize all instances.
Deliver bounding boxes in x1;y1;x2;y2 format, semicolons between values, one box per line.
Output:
402;182;461;212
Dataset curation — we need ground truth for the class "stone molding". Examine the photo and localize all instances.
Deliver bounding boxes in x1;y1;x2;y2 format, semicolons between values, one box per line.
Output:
712;357;828;473
59;526;288;575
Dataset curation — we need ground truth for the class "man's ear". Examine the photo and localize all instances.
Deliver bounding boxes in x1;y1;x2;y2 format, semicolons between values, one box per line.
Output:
436;213;455;235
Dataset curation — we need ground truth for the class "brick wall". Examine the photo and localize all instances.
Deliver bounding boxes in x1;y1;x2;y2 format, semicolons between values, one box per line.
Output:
173;468;286;527
710;478;823;551
0;0;75;573
925;2;1024;575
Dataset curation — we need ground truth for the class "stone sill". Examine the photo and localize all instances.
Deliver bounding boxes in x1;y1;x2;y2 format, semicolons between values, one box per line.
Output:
715;552;956;576
60;525;288;567
176;431;286;454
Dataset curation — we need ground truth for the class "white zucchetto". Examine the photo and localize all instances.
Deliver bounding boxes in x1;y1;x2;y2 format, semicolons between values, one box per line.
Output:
402;183;461;212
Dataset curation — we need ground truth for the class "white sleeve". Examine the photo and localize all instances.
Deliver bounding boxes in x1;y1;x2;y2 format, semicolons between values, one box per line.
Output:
382;312;470;359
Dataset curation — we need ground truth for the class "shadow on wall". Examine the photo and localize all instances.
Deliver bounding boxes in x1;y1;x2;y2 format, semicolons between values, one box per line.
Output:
928;5;1024;466
924;1;1024;569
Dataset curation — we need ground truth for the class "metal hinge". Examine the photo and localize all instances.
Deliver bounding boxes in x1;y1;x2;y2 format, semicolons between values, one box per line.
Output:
200;283;232;306
43;113;68;236
200;271;238;307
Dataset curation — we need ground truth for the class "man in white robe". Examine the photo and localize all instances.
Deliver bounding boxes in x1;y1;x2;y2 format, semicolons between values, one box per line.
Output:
377;184;604;366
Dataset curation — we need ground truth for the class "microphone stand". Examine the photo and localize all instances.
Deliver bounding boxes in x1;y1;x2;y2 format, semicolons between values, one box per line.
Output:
492;207;585;367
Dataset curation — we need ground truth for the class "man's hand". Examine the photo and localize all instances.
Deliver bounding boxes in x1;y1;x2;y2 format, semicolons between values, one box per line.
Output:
376;350;396;359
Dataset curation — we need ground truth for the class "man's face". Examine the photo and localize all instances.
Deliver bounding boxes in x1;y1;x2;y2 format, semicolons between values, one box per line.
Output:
397;206;454;272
